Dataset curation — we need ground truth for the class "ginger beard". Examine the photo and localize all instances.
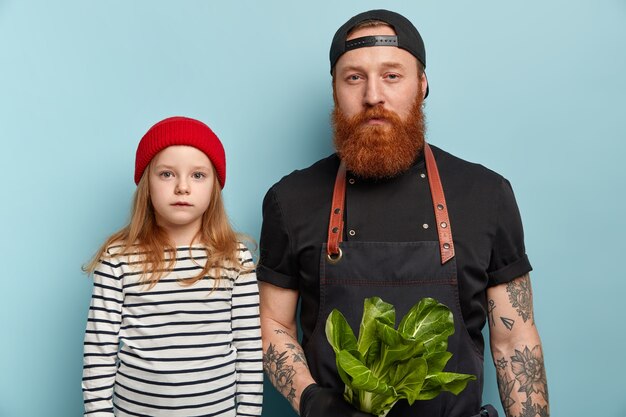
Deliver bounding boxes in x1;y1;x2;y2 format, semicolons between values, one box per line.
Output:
332;89;426;179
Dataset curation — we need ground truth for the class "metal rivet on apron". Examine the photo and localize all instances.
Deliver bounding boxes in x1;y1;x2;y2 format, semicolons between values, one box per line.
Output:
420;173;426;179
437;204;444;210
348;178;355;185
440;222;448;228
334;208;341;214
443;243;450;249
332;227;339;233
422;223;429;229
348;229;356;236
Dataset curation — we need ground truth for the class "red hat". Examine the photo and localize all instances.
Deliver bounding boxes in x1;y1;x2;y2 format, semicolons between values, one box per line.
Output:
134;116;226;188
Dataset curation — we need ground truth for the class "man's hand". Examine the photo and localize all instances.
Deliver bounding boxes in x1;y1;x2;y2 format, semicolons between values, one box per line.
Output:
299;384;376;417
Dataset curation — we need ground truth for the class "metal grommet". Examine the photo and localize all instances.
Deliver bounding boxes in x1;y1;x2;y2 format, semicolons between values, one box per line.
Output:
420;173;426;178
348;229;356;236
440;222;447;228
443;243;450;249
332;227;339;233
334;208;341;214
437;204;444;210
348;178;356;185
326;247;343;264
422;223;429;229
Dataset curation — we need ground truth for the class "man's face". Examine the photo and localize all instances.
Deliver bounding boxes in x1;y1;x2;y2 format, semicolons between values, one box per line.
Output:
333;25;427;121
331;25;428;179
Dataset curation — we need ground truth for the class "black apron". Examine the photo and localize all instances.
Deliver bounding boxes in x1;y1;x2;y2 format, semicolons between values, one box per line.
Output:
303;144;486;417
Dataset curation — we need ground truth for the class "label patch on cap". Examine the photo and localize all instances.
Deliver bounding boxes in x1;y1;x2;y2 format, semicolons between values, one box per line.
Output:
345;35;398;51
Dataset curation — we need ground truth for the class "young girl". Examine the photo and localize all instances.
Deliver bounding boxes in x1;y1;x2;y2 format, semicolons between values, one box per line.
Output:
82;117;263;416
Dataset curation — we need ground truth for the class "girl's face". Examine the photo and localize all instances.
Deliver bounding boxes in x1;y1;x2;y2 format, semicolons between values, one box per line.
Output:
149;146;215;243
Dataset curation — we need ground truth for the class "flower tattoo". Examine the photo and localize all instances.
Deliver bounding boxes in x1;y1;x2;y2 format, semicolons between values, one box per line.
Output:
263;343;297;405
510;346;547;397
506;275;533;323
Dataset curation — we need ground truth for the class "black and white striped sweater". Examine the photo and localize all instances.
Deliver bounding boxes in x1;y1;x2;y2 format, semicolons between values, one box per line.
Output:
82;244;263;417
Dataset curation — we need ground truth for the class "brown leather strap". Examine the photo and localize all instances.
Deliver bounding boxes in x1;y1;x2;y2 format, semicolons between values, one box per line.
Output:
326;143;455;264
326;160;346;259
424;143;455;264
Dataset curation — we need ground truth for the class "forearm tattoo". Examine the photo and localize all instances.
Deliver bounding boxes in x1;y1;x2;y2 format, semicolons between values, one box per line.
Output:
506;274;534;324
263;330;310;408
496;344;549;417
489;298;516;330
274;328;296;340
273;329;308;364
286;342;308;365
263;343;297;406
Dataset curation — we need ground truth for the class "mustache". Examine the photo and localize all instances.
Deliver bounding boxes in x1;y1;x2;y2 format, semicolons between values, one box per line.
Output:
347;105;403;126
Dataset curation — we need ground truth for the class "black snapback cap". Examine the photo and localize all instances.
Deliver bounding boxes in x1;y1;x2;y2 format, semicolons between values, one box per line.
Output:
329;9;428;97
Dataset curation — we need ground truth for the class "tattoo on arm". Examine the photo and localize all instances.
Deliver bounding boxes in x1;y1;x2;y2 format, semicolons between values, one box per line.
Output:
286;343;308;365
510;346;548;398
506;274;534;324
519;397;549;417
272;330;308;363
263;343;297;406
264;329;311;409
496;358;516;415
495;344;549;417
274;328;297;340
489;298;515;330
501;317;515;330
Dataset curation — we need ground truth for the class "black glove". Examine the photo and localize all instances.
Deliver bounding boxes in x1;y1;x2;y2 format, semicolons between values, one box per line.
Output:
479;404;499;417
299;384;376;417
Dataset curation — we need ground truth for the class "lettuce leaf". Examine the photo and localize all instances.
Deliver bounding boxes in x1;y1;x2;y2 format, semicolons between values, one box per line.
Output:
326;297;476;416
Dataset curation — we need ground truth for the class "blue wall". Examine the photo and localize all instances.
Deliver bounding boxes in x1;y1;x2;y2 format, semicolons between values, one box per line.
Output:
1;1;625;416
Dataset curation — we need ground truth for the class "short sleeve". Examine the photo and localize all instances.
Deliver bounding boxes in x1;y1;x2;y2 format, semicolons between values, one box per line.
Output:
487;178;533;286
257;185;299;289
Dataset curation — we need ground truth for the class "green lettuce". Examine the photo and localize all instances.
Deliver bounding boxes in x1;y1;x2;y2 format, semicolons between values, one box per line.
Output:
325;297;476;416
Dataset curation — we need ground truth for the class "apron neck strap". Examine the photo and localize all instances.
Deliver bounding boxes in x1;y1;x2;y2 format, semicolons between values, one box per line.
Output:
424;143;455;264
326;143;455;264
326;159;347;262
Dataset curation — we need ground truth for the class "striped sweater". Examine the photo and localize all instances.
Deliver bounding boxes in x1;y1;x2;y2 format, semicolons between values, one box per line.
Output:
82;244;263;417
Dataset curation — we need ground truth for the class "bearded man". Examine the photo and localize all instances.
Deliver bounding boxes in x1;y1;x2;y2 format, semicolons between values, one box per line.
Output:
258;9;549;417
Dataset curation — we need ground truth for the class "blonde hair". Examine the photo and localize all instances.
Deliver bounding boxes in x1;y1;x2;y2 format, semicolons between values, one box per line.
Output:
84;163;249;288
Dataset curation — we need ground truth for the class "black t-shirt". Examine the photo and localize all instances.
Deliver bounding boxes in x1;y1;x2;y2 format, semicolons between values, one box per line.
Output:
258;145;532;353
